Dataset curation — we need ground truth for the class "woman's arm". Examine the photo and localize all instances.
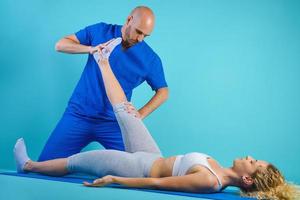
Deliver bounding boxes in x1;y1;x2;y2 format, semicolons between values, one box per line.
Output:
116;174;216;193
84;173;218;193
84;175;157;188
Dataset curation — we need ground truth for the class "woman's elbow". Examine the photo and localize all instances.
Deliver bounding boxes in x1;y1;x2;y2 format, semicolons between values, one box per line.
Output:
151;178;163;189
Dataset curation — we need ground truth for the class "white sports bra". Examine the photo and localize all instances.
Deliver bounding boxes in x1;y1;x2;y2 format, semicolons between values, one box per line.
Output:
172;152;223;191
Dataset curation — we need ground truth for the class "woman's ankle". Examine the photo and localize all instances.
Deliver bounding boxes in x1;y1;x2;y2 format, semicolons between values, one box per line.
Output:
23;160;33;172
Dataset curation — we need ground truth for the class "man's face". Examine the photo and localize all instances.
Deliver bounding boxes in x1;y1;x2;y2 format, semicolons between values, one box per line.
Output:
122;16;153;49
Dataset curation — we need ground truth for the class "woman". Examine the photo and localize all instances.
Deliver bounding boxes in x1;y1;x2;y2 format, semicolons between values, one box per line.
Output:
14;38;298;200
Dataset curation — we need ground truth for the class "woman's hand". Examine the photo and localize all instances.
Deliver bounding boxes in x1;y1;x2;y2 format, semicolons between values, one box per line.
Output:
83;175;116;187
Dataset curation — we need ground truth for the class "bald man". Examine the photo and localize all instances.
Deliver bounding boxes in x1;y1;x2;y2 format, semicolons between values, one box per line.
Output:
38;6;168;161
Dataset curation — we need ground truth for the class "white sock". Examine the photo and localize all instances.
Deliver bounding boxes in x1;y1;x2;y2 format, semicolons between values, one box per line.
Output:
93;37;122;62
102;37;122;58
13;138;30;173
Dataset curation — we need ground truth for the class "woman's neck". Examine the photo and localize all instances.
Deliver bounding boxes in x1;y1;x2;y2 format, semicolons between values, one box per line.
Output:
219;167;242;188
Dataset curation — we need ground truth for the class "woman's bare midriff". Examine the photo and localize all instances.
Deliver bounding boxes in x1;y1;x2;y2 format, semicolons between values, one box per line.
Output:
149;156;177;178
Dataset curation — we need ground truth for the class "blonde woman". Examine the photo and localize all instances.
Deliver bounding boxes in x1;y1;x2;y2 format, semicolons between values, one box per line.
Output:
14;39;298;200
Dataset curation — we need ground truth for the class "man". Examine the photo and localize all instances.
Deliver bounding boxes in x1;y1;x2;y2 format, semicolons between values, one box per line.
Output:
38;6;169;161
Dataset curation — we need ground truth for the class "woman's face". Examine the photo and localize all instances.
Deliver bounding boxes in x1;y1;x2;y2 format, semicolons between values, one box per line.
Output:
233;156;269;175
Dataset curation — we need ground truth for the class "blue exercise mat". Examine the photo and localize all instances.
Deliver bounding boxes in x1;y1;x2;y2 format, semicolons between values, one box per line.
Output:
0;171;255;200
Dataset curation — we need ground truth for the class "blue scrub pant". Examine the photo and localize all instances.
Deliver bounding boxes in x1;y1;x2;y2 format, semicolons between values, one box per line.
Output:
38;111;125;161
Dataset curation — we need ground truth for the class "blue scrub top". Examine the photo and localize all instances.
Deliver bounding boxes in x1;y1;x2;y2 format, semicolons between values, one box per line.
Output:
66;22;168;120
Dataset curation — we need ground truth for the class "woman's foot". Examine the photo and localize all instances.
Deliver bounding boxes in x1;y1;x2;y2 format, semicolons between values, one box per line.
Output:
93;37;122;62
13;138;30;173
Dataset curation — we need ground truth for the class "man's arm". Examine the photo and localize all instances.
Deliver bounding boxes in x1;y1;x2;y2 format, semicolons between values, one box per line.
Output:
55;34;97;54
138;87;169;119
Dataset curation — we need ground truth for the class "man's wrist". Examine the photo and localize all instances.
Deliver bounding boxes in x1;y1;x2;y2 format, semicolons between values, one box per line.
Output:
88;46;93;54
137;109;143;118
138;108;150;119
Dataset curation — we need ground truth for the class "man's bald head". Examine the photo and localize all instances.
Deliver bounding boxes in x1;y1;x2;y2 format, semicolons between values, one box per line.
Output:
121;6;155;49
130;6;155;26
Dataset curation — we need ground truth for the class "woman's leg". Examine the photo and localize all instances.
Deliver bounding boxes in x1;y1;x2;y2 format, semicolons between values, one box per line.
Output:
14;138;69;176
24;159;68;176
67;150;158;177
14;138;159;178
113;103;161;155
97;45;161;155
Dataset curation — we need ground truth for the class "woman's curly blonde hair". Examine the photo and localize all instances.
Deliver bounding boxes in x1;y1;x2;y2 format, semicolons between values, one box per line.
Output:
240;164;299;200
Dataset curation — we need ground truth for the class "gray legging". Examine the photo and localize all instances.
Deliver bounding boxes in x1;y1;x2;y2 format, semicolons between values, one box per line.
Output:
67;102;162;177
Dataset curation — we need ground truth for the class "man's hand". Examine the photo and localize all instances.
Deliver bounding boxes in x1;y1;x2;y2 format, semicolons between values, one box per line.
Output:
83;175;116;187
89;46;99;54
90;39;116;54
125;102;142;119
94;38;122;67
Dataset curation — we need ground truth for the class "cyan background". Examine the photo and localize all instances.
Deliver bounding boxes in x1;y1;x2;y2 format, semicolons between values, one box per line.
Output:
0;0;299;184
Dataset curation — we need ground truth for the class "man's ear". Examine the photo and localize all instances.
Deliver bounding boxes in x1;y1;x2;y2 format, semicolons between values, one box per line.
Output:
242;175;254;187
126;15;133;25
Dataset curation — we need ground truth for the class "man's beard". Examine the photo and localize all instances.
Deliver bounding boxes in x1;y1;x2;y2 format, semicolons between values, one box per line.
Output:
121;40;134;50
121;26;138;50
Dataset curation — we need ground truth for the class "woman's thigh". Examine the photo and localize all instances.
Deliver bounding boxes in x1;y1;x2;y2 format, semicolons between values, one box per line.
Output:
67;150;145;177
